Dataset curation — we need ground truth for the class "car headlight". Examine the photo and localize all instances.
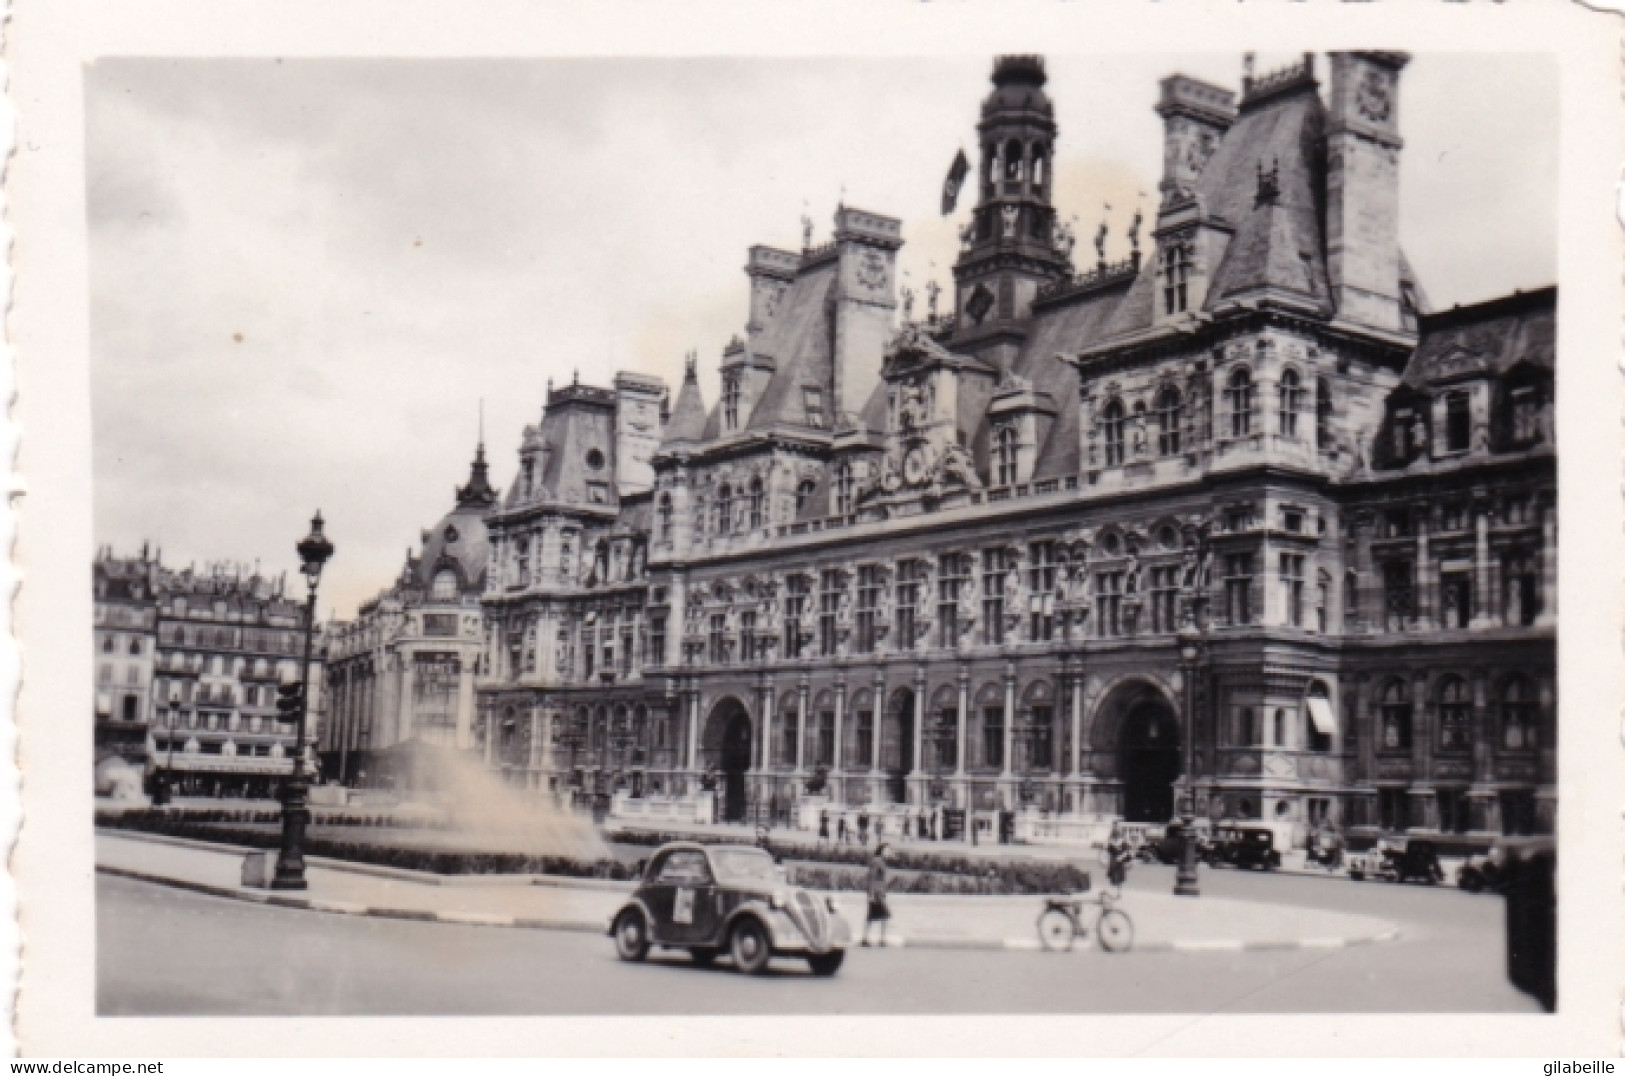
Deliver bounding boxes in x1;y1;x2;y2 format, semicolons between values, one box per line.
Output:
771;889;787;910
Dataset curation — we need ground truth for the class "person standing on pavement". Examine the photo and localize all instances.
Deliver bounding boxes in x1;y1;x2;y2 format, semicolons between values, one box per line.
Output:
836;814;849;846
857;808;870;847
817;810;830;849
861;842;892;947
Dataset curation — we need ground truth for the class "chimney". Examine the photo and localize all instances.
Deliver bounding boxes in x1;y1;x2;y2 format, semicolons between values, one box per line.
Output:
612;371;665;496
831;206;903;423
745;245;798;340
1326;51;1411;333
1154;75;1236;206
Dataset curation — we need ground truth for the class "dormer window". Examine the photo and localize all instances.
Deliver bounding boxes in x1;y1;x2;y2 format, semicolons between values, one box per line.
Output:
1226;368;1254;438
802;387;825;429
794;479;816;516
522;458;535;496
993;427;1018;485
1278;369;1302;439
1161;241;1192;315
747;478;765;530
1445;391;1471;453
1101;400;1126;467
1510;385;1541;445
716;484;733;536
722;375;741;431
833;464;854;516
431;570;458;601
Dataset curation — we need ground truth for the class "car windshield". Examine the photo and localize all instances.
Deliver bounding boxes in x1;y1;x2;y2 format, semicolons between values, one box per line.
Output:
710;847;779;884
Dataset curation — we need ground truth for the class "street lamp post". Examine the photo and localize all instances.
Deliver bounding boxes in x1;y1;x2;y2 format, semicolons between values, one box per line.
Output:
1175;625;1202;897
272;511;334;891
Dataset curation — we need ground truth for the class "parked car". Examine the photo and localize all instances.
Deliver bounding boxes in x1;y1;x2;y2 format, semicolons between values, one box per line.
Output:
1153;821;1213;865
1304;827;1344;871
608;841;852;975
1208;823;1281;871
1458;845;1509;894
1371;838;1445;885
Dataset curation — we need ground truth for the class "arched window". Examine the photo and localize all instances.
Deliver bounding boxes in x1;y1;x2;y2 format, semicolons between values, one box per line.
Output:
715;484;733;536
1226;368;1254;439
1004;139;1024;184
994;426;1018;485
657;494;673;542
794;479;816;516
1102;399;1126;467
1273;708;1288;748
1501;674;1538;750
1155;386;1183;456
431;569;458;601
1379;679;1412;750
1278;368;1302;439
721;374;741;431
129;638;143;656
1032;149;1046;191
1161;242;1191;314
1316;377;1333;450
833;463;854;516
1438;676;1472;751
746;477;765;530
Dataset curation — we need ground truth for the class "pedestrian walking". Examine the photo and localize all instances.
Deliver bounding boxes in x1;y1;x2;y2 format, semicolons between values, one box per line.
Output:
817;810;830;849
861;842;892;947
857;809;870;847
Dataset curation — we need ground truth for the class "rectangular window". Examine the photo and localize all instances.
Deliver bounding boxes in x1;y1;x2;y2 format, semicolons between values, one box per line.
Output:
817;711;835;767
981;548;1009;646
854;709;874;768
784;575;810;658
620;630;634;676
1224;554;1255;626
1279;553;1305;627
1445;391;1471;453
1379;788;1407;832
895;560;921;652
582;627;595;678
802;387;825;429
1149;565;1179;633
1097;571;1124;637
648;614;666;669
1437;789;1468;835
1510;385;1540;445
517;538;531;587
855;565;880;654
739;611;756;664
819;569;841;657
1440;571;1472;630
1383;561;1415;632
938;554;967;649
982;705;1004;770
1502;553;1540;626
1028;541;1056;641
1028;705;1053;770
722;374;741;431
709;614;728;665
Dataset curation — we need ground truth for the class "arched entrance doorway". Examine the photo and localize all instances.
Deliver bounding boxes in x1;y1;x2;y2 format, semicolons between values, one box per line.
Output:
703;698;753;823
1119;698;1181;823
884;688;915;804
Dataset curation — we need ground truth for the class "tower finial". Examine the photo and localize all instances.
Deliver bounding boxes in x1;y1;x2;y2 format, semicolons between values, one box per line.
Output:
684;350;698;383
478;397;485;447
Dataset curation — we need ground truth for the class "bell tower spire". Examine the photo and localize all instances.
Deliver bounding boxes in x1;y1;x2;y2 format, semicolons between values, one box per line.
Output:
951;55;1072;338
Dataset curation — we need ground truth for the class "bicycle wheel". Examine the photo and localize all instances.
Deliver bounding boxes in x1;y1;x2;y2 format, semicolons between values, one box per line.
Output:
1037;907;1077;952
1097;908;1134;953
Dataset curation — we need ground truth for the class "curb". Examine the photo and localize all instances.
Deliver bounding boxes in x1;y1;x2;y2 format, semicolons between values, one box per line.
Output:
98;864;1400;953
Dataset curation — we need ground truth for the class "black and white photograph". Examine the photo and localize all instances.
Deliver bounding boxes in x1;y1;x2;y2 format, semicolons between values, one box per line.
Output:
11;0;1623;1059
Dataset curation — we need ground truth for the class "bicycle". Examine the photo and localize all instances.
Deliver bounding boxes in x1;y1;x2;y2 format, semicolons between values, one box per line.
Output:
1036;888;1134;953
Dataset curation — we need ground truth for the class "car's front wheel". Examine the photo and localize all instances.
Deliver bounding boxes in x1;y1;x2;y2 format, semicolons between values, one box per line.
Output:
806;951;845;976
613;909;650;962
730;917;772;975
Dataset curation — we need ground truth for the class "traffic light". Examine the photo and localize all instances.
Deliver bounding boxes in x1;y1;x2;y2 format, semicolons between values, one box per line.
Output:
275;681;305;724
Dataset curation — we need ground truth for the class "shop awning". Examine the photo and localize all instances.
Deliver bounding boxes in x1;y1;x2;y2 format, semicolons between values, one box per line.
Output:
1306;696;1338;738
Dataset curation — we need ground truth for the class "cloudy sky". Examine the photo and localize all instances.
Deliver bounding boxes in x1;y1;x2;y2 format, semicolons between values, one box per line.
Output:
86;53;1557;618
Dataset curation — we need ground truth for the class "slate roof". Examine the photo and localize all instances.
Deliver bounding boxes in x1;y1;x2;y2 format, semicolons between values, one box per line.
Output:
661;364;709;447
742;261;839;433
1017;285;1132;480
1401;287;1555;390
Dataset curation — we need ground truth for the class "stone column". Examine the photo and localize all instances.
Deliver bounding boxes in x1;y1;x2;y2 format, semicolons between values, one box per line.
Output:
998;663;1017;809
1414;516;1434;631
455;657;475;751
686;685;701;778
1407;671;1433;831
1471;500;1495;629
832;675;847;801
794;678;809;775
1536;499;1557;628
761;680;776;772
1466;671;1498;834
870;668;886;804
1066;665;1084;815
908;666;926;805
666;571;686;668
955;667;968;778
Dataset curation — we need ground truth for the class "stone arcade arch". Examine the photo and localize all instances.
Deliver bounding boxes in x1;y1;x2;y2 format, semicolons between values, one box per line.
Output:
1092;678;1182;824
701;696;753;823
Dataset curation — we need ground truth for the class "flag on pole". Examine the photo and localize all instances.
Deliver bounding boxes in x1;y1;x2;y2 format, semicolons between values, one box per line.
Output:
940;148;970;216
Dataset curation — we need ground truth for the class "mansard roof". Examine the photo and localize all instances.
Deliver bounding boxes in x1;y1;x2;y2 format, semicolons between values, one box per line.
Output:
1402;286;1556;390
741;259;839;434
1101;72;1331;339
1016;287;1129;480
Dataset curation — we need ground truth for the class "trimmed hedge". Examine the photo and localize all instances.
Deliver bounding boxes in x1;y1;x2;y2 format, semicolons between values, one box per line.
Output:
95;807;445;830
99;810;1089;893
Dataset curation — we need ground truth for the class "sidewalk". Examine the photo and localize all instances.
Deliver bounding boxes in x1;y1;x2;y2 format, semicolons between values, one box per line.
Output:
97;830;1398;953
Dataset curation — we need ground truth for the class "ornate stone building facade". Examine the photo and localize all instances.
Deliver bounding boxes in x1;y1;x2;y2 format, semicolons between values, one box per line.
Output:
464;52;1554;847
93;547;324;798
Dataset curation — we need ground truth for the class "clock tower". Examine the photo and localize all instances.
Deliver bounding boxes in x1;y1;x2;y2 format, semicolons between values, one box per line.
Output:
950;55;1073;350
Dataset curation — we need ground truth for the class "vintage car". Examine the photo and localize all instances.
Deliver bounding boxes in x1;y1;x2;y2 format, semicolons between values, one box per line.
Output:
1348;838;1445;884
1208;823;1282;871
607;841;852;975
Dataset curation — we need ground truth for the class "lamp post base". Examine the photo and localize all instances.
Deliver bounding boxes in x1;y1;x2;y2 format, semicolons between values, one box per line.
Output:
272;775;311;891
1173;803;1201;898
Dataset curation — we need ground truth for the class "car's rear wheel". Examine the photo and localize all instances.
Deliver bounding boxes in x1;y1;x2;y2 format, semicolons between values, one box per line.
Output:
613;909;649;962
730;917;772;975
689;946;719;967
806;951;845;976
